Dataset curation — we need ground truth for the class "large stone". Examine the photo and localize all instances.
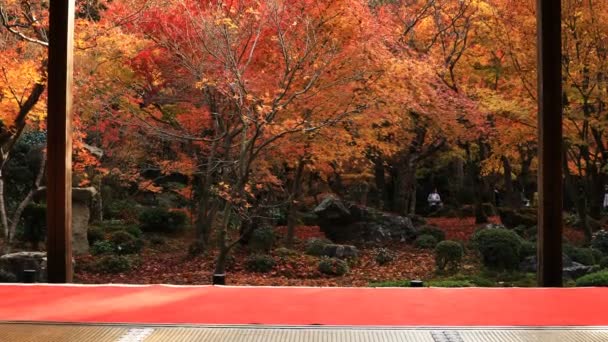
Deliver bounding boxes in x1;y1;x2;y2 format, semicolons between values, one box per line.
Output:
519;254;594;279
0;252;47;282
322;244;359;259
313;196;418;243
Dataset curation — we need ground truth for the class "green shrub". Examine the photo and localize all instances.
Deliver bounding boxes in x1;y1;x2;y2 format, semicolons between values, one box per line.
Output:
567;247;596;266
435;240;464;271
109;231;143;255
249;226;275;253
275;247;298;257
245;254;276;273
369;279;411;287
87;227;105;246
21;203;46;247
95;255;132;274
419;226;446;242
0;270;17;283
91;240;115;255
600;256;608;270
139;208;187;233
105;199;141;223
375;248;395;266
591;230;608;254
318;257;349;276
471;228;522;271
306;238;332;256
520;240;537;260
124;225;143;238
428;279;473;287
576;270;608;287
415;234;438;249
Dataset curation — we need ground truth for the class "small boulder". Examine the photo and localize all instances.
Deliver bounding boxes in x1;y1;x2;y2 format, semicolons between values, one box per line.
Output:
0;252;47;282
322;244;359;259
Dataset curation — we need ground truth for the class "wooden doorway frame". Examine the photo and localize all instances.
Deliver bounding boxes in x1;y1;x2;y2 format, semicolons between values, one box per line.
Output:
45;0;564;286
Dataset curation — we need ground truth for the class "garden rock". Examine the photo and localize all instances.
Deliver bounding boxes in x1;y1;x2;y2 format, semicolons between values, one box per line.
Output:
0;252;46;282
322;244;359;259
519;254;593;278
313;196;418;243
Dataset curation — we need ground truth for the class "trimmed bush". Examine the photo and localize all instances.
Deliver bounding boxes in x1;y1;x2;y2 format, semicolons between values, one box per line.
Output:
415;234;438;249
95;255;132;274
369;279;411;287
249;226;275;253
305;238;332;256
245;254;276;273
375;248;395;266
105;199;141;223
520;240;537;260
109;231;143;255
435;240;464;271
600;256;608;270
567;247;596;266
419;226;446;242
318;257;349;276
0;270;17;283
124;225;143;238
471;228;522;271
591;230;608;254
576;270;608;287
87;227;105;246
139;208;187;233
275;247;298;257
91;240;115;255
498;207;537;228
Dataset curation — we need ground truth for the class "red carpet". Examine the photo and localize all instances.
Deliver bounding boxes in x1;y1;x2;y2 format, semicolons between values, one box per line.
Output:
0;285;606;326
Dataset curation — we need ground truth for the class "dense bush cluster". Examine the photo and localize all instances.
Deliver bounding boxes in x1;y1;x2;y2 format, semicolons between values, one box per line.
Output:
139;208;187;233
305;238;332;256
318;257;349;276
419;226;446;242
110;231;144;255
592;230;608;254
95;255;133;274
564;245;597;266
435;240;464;271
245;254;276;273
250;226;276;253
576;271;608;287
471;228;522;271
87;227;105;246
415;234;438;249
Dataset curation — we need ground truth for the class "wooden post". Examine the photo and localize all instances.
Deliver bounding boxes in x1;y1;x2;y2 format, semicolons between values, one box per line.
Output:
537;0;563;286
46;0;75;283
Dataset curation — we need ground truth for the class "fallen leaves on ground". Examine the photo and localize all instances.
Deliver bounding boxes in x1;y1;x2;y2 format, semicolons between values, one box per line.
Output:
75;226;435;286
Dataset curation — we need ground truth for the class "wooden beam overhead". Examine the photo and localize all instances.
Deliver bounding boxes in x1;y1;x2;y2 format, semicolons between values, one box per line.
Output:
537;0;563;286
46;0;76;283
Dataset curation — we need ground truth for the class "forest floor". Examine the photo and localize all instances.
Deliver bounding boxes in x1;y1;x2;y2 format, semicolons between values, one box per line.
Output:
75;216;586;286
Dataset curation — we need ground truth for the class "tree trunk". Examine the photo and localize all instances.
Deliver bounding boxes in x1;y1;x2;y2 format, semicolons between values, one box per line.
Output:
0;172;9;241
214;202;232;275
501;156;519;208
286;158;305;247
577;183;591;243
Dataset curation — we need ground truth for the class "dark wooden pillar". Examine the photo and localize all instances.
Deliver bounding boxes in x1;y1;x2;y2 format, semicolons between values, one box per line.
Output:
46;0;75;283
537;0;563;286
